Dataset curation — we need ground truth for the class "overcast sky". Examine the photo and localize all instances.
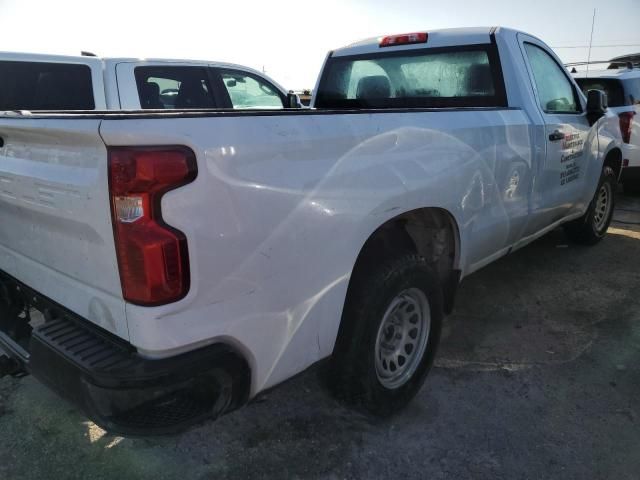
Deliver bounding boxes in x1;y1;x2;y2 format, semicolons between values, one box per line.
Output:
1;0;639;90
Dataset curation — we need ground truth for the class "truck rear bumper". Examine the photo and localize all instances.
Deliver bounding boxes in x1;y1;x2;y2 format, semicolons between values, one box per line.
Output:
0;269;249;435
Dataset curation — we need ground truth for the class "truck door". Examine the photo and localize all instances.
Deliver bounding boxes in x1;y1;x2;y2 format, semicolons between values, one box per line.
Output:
518;35;591;235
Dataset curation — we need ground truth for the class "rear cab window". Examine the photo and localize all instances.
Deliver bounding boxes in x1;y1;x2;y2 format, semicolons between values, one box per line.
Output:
134;66;218;109
0;61;95;110
314;44;507;109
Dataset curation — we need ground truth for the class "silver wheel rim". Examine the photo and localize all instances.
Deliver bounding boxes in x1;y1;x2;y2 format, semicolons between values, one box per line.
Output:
374;288;431;390
593;181;612;232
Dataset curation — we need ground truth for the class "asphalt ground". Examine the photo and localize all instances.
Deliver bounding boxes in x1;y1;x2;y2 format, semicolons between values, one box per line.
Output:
1;193;639;480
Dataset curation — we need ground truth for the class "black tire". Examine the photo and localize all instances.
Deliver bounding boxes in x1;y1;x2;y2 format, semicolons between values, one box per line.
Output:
564;166;616;245
329;254;443;417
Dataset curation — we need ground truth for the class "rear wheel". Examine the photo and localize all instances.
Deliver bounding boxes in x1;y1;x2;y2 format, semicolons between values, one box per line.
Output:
564;166;616;245
329;254;443;416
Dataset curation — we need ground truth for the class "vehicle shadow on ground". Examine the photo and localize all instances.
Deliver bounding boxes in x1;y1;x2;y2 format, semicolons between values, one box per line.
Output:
0;195;639;480
439;197;640;372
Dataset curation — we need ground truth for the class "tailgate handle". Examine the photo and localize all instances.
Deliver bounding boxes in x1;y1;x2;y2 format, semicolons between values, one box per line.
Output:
548;130;565;142
0;136;4;148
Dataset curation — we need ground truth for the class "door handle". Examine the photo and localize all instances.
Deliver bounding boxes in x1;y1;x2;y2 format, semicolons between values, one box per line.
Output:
549;130;565;142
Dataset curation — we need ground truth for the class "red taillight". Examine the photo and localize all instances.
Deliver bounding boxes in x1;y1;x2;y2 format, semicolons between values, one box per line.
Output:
619;111;635;144
108;147;197;306
380;32;428;48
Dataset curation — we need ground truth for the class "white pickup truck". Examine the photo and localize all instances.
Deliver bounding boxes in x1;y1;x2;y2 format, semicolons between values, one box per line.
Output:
0;27;623;434
0;52;293;111
573;65;640;193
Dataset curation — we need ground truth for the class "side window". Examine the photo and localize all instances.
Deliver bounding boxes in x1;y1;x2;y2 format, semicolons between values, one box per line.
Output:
575;78;625;107
146;76;180;108
220;71;284;109
624;79;640;106
524;43;580;114
0;61;94;110
134;66;216;109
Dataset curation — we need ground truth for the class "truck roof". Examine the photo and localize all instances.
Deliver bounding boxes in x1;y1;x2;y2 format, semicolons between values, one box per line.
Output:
572;67;640;80
0;50;264;74
331;26;517;57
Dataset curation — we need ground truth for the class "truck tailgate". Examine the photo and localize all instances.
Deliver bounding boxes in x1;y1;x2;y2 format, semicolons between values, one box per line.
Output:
0;118;127;339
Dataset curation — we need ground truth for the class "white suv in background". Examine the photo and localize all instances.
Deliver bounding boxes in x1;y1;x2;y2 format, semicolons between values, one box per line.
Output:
574;66;640;193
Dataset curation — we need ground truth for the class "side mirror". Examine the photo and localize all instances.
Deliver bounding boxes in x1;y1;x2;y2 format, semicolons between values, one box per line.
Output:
286;92;302;109
586;89;607;124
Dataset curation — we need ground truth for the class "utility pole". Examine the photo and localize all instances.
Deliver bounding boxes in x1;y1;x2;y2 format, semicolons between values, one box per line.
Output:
586;9;596;77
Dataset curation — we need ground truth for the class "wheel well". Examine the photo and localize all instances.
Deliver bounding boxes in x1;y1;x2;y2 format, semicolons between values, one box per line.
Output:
216;343;251;409
604;148;623;180
350;208;460;313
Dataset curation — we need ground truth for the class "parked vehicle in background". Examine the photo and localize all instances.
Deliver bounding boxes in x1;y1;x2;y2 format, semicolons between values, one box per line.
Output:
608;53;640;69
0;27;624;435
295;89;313;106
0;52;293;110
574;65;640;193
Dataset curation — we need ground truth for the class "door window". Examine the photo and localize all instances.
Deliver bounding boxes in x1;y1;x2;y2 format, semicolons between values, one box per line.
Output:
220;71;284;109
524;43;580;114
134;66;216;109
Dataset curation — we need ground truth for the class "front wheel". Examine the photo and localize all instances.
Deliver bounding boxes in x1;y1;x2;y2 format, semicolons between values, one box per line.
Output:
329;254;443;416
564;166;616;245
